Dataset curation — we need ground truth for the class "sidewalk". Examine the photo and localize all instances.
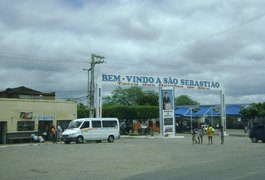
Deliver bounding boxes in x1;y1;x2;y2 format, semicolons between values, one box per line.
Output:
121;129;249;138
0;141;63;148
1;130;248;148
225;129;248;137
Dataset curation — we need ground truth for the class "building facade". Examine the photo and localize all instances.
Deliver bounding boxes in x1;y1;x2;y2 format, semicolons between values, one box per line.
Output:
0;98;77;144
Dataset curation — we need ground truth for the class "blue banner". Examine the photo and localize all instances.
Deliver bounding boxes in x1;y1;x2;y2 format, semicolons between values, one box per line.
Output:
160;87;176;137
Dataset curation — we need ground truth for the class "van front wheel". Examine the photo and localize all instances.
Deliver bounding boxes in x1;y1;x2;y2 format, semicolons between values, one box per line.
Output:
76;136;84;144
107;135;114;143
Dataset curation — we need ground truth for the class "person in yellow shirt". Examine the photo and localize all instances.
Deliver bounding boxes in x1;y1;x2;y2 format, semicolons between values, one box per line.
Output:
207;125;214;145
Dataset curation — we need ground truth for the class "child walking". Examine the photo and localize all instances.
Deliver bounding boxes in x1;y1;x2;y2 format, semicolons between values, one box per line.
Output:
192;128;198;144
198;127;204;144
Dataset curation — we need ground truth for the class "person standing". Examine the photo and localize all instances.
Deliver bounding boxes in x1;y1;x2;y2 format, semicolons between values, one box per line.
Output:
198;127;204;144
219;125;224;144
244;126;248;134
50;125;57;143
57;125;63;142
207;125;214;145
197;128;201;144
192;128;197;144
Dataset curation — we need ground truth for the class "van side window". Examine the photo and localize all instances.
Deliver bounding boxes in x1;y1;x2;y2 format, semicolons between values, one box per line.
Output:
92;121;101;128
103;120;117;128
81;121;90;129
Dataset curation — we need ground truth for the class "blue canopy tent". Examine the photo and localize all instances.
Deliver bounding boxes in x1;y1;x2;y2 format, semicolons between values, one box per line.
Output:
213;105;243;117
175;107;192;117
175;106;220;118
226;105;243;117
192;106;219;117
175;104;246;130
175;105;243;117
175;106;194;132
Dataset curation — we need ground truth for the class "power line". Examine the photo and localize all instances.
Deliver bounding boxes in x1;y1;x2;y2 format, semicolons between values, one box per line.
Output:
143;12;265;62
0;12;264;67
104;12;265;68
0;51;87;64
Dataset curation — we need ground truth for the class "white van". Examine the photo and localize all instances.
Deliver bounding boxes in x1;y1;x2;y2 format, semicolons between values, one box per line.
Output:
62;118;120;144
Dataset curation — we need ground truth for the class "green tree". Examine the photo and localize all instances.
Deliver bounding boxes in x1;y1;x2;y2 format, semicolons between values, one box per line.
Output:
103;87;158;106
77;103;89;118
258;103;265;117
102;105;159;121
135;106;159;120
102;105;137;120
175;95;199;106
139;90;159;106
240;102;265;126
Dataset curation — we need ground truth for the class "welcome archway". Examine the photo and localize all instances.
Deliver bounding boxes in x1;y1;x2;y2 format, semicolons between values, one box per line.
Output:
96;73;225;137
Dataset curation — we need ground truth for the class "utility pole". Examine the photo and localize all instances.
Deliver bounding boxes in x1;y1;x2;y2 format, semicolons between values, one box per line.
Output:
89;54;105;118
83;68;91;116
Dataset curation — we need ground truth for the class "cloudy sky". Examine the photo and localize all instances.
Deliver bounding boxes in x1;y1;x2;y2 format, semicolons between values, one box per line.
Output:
0;0;265;105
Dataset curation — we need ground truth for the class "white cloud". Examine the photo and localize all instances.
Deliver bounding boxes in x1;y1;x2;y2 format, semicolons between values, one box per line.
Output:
0;0;265;104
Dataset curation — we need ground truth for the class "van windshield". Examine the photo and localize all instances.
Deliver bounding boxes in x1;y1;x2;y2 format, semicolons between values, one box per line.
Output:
67;121;82;129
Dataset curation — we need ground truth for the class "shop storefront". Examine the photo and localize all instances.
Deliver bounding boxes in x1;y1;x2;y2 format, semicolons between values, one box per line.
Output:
0;98;77;144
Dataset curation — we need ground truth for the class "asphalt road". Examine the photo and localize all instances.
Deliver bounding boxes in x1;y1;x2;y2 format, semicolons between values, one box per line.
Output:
0;135;264;180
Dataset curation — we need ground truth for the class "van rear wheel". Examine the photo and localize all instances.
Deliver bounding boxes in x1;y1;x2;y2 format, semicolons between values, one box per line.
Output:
76;136;84;143
107;135;114;143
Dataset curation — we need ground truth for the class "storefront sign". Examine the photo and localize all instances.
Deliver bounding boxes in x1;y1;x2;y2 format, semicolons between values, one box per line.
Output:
38;115;55;121
20;112;33;120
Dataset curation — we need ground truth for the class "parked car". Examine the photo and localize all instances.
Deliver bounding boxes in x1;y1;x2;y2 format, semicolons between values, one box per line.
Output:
249;125;265;143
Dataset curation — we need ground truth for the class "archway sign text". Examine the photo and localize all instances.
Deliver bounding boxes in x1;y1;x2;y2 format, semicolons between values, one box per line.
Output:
101;74;221;90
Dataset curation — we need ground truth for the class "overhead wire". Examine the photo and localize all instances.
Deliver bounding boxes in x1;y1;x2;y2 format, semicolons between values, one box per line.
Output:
105;11;265;68
1;11;265;99
0;12;264;67
0;51;87;64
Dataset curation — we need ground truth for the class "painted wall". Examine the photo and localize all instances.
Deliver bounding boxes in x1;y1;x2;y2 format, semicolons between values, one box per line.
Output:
0;98;77;132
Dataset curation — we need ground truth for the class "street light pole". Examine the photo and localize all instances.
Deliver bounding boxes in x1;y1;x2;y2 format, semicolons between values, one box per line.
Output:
211;107;213;127
190;107;193;132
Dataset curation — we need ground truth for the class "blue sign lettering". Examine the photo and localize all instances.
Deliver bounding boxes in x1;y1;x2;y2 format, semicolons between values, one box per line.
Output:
102;74;120;82
101;74;222;90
